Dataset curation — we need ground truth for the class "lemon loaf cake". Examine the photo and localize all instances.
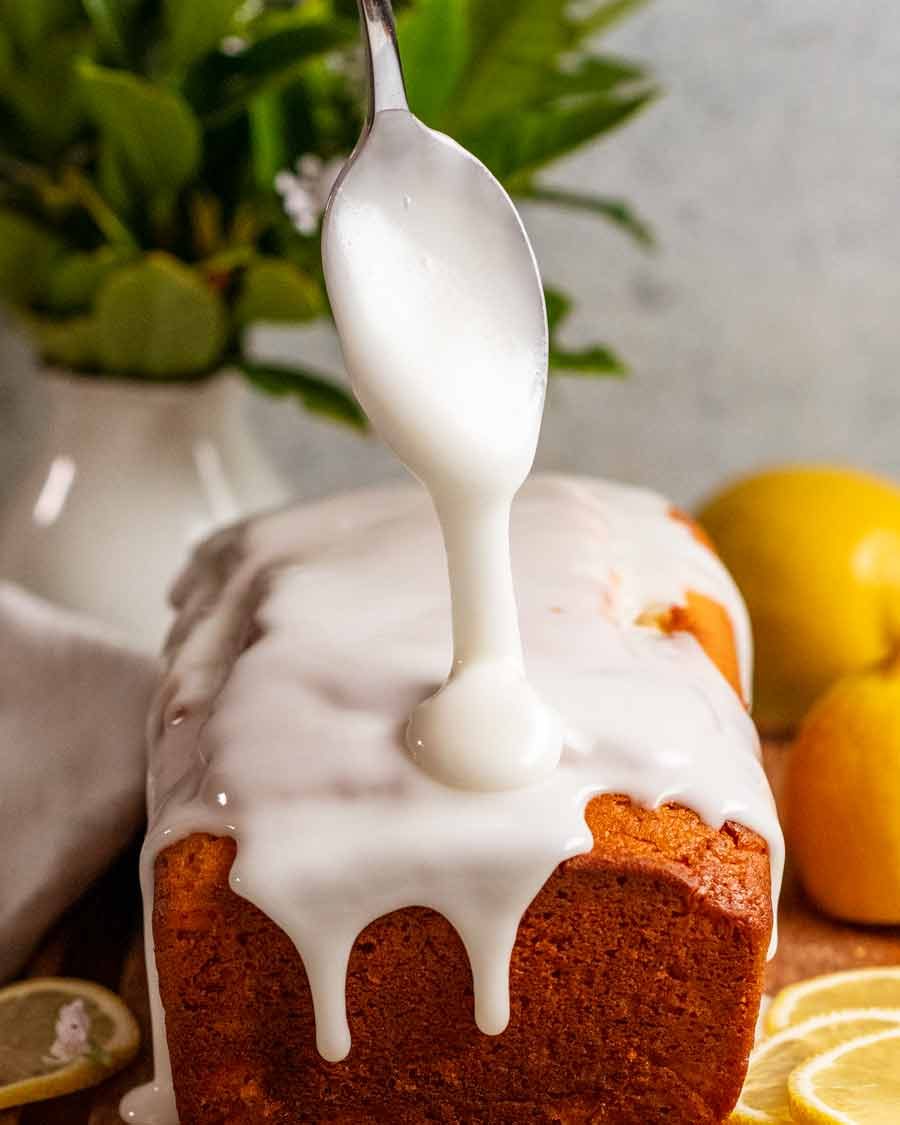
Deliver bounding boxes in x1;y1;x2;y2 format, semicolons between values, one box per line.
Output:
124;475;783;1125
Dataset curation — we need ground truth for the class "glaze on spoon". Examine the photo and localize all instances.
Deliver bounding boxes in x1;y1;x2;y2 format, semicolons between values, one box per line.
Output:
322;4;562;792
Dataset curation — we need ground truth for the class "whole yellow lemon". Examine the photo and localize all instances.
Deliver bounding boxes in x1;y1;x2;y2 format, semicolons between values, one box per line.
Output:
698;466;900;732
785;662;900;924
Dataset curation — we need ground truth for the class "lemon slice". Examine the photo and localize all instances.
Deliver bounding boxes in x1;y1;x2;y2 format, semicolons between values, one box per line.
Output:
729;1008;900;1123
0;977;140;1109
788;1026;900;1124
765;967;900;1034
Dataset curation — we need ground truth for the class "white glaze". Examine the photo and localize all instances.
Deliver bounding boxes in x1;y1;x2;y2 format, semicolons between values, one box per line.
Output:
322;109;562;792
121;475;782;1125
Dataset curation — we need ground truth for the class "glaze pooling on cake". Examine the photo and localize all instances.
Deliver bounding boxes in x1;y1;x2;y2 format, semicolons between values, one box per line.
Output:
121;474;783;1125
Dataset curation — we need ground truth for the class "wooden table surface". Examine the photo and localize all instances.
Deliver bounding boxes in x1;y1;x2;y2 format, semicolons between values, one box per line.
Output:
4;743;899;1123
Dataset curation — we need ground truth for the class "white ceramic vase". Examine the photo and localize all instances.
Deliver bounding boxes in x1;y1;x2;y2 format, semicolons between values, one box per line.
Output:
0;370;290;650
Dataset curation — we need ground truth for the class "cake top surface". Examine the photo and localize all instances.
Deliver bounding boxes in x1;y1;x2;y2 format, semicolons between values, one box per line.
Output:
145;473;783;1063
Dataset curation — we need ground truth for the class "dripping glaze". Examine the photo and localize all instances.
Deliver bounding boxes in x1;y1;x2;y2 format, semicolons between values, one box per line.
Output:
121;477;783;1124
322;105;564;794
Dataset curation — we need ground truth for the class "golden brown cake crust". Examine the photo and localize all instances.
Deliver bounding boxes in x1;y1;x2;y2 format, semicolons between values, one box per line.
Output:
153;795;770;1125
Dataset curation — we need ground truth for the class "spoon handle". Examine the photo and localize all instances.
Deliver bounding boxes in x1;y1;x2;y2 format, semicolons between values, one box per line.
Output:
358;0;408;118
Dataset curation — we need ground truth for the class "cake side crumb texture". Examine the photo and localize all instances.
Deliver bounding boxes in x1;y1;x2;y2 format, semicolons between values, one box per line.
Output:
154;795;770;1125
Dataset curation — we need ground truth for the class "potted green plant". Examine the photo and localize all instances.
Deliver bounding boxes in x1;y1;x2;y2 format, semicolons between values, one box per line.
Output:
0;0;656;644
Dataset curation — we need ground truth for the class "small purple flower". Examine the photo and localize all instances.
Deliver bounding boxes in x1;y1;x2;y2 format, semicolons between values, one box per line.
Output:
47;998;91;1064
275;155;346;235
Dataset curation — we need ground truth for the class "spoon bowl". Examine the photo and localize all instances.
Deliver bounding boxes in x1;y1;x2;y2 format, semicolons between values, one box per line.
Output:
322;2;548;496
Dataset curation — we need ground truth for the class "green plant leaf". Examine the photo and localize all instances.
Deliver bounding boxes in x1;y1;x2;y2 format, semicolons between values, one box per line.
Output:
0;209;60;305
544;54;647;98
164;0;244;73
465;89;656;184
544;287;572;334
77;61;201;198
57;166;138;247
545;283;628;378
240;360;367;430
438;0;656;167
28;313;100;369
201;245;257;277
2;29;90;156
550;344;627;376
234;258;323;327
523;186;654;247
96;141;132;215
0;26;13;89
44;245;135;313
249;90;288;193
192;22;350;124
81;0;129;64
189;192;224;258
0;0;654;400
581;0;652;36
398;0;469;125
0;0;80;55
95;254;227;377
448;0;572;132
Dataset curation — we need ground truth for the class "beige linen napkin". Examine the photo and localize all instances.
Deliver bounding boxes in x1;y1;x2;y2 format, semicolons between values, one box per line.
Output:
0;583;156;981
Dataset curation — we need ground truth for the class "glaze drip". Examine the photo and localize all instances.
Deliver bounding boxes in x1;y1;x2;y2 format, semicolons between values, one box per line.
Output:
322;108;563;792
121;475;782;1125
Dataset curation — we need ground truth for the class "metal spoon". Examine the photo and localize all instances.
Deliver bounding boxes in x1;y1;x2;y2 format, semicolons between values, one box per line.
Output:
357;0;408;119
323;0;548;494
322;0;560;794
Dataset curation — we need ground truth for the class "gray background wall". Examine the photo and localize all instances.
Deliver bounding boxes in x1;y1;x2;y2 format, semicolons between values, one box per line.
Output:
2;0;898;509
